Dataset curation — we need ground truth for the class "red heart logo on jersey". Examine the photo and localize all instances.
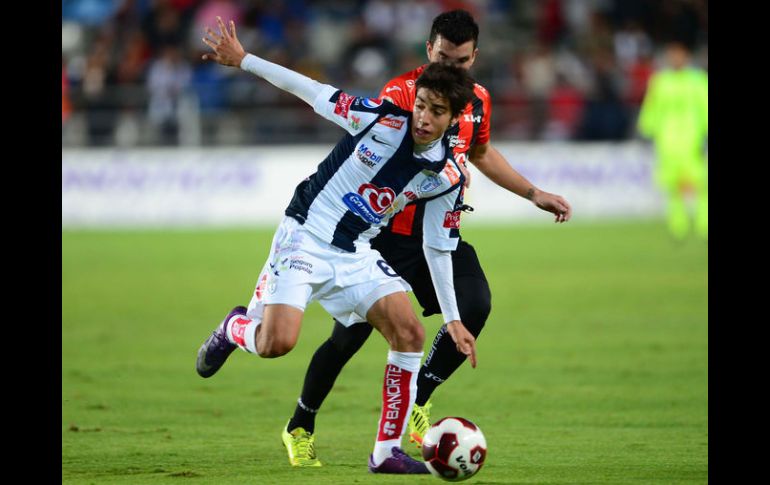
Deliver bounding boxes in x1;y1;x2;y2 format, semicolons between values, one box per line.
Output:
358;183;396;214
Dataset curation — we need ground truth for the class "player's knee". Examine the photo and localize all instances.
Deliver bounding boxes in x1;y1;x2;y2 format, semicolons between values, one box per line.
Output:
393;317;425;350
257;333;297;357
458;281;492;338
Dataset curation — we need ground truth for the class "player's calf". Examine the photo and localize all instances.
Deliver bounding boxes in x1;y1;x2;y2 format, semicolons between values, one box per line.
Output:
255;304;304;357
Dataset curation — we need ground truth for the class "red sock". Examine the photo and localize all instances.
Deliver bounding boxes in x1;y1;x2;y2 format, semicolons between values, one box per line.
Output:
372;351;422;464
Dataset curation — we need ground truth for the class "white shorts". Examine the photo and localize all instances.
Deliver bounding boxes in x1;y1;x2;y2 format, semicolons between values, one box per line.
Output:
246;216;412;326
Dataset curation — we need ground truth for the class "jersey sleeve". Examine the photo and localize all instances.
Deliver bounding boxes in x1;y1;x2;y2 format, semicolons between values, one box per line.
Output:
312;89;388;136
378;77;412;111
423;243;461;323
474;84;492;146
637;73;660;138
696;72;708;137
422;184;463;251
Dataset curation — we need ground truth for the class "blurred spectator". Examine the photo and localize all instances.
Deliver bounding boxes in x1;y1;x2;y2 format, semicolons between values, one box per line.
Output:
341;15;395;95
82;32;118;145
561;0;593;47
190;52;229;114
62;61;72;124
62;0;120;26
613;19;652;71
575;49;629;141
61;0;708;147
115;31;152;85
146;45;192;145
362;0;442;51
536;0;566;47
362;0;398;37
655;0;702;49
625;49;655;106
521;42;557;139
545;72;584;141
193;0;243;39
144;0;188;49
579;9;614;61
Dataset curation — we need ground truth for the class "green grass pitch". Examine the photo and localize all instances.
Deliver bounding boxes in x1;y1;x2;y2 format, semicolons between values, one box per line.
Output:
62;221;707;484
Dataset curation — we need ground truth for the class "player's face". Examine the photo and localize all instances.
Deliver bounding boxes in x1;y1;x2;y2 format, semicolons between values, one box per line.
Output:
412;87;456;145
426;35;478;71
665;43;689;70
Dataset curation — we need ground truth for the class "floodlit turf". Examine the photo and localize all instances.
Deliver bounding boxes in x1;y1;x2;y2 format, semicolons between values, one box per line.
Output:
62;221;707;484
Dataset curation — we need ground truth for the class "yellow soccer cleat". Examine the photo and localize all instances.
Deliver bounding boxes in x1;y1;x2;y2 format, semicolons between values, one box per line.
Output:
282;421;322;467
408;400;432;448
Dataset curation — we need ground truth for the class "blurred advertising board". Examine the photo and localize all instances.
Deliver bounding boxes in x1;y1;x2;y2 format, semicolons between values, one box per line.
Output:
62;142;664;228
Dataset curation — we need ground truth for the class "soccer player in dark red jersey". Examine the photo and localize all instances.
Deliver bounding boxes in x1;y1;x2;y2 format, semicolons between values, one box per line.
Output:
281;10;572;466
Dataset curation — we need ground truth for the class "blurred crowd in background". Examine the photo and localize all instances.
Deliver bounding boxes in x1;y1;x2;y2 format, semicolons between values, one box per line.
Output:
61;0;707;147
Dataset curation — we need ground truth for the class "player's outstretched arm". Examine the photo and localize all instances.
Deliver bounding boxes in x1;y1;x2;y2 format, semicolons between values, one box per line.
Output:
423;242;477;368
469;143;572;223
201;16;327;107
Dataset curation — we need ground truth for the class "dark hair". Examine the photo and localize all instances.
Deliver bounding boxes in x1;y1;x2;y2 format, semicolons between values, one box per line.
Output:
429;9;479;48
415;63;475;118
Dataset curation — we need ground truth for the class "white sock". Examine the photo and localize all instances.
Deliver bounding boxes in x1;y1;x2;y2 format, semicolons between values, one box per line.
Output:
372;350;422;465
225;314;261;354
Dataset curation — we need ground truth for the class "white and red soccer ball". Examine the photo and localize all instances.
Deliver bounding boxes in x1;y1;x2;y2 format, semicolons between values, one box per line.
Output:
421;417;487;481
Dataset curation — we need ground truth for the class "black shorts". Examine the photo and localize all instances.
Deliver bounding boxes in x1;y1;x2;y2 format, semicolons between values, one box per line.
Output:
371;232;489;317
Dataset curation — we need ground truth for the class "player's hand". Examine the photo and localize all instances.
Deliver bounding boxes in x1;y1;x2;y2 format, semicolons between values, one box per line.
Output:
531;190;572;223
202;17;247;67
445;320;477;368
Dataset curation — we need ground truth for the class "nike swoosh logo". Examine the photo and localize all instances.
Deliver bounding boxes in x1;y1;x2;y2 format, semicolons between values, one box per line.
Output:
385;86;402;93
197;344;213;370
372;134;393;147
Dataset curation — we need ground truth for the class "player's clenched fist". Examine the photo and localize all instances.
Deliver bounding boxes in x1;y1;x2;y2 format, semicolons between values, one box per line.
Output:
202;16;246;67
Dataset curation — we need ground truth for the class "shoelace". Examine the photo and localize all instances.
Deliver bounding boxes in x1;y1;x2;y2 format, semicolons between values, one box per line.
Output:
392;448;410;460
414;404;432;432
294;432;316;459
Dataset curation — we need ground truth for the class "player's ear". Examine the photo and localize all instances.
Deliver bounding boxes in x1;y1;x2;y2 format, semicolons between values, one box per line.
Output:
426;40;433;58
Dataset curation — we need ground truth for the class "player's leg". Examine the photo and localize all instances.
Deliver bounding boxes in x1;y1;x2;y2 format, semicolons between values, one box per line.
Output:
414;240;491;405
282;243;421;466
198;297;305;375
402;240;490;445
657;155;689;240
255;304;305;356
364;290;429;474
287;240;422;435
196;216;324;376
693;154;708;240
282;320;373;467
287;320;373;434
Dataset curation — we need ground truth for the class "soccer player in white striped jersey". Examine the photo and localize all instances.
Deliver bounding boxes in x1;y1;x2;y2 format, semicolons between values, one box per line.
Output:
195;17;476;474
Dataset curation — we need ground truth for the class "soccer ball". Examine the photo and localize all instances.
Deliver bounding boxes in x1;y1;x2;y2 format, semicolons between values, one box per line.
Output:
421;417;487;481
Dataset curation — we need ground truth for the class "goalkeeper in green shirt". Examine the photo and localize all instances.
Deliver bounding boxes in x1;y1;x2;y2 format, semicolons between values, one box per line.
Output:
638;41;708;240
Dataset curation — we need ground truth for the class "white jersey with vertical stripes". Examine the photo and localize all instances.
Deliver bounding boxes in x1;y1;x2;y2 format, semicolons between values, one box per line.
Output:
284;85;465;254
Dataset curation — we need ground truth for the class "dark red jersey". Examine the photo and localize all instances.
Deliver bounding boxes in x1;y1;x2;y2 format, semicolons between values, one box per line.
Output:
377;64;492;239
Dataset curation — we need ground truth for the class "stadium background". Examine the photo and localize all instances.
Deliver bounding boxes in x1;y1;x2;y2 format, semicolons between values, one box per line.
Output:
62;1;708;483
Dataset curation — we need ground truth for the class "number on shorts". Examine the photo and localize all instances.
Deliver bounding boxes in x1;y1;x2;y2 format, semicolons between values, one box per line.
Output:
377;259;399;277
